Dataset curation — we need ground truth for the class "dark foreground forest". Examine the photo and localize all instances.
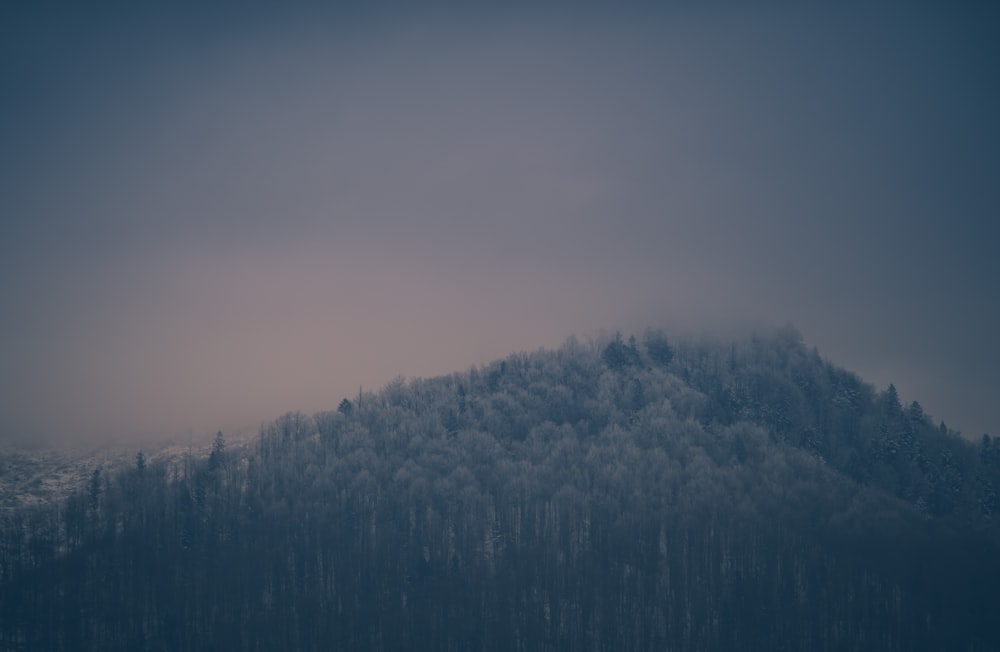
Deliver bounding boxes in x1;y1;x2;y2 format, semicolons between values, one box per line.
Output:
2;328;999;651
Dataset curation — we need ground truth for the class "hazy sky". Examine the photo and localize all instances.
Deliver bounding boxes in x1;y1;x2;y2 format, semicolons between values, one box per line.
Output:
2;1;998;443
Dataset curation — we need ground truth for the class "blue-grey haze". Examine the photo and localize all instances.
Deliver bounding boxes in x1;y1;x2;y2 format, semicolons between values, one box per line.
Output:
2;1;997;443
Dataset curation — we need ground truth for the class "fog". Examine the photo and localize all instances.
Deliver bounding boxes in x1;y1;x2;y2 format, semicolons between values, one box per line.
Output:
2;1;998;443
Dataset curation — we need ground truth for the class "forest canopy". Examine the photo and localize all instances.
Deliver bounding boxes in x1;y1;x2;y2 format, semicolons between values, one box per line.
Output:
1;328;998;651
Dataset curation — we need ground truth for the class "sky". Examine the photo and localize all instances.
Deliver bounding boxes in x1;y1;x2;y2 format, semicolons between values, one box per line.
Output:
1;1;998;444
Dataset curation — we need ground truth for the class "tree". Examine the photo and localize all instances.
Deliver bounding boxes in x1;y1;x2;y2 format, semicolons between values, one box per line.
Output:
883;384;902;416
209;431;225;471
88;468;102;514
135;450;146;473
602;332;640;370
643;329;674;366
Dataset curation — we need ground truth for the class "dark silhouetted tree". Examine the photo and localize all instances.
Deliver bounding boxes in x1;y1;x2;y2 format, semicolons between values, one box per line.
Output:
338;398;354;416
643;328;674;366
602;332;640;369
208;431;225;470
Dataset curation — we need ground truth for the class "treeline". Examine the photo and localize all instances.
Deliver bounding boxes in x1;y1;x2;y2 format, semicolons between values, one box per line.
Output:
1;328;998;650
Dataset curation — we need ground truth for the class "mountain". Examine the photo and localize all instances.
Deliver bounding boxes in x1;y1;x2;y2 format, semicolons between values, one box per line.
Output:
2;328;998;651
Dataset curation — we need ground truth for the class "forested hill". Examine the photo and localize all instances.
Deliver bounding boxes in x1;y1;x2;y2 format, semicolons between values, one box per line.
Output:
2;328;999;651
